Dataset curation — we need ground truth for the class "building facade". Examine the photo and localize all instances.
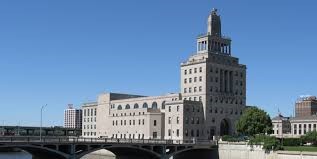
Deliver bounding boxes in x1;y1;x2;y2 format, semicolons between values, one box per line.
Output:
295;96;317;117
64;104;82;129
82;9;247;140
82;102;98;137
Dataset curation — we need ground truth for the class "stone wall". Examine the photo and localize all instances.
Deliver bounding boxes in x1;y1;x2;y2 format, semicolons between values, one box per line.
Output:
218;141;317;159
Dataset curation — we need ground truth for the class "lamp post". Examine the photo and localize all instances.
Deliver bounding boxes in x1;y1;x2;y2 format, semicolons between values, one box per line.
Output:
1;121;4;136
40;104;47;141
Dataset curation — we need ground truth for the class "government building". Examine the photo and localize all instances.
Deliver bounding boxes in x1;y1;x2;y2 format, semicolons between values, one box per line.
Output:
272;96;317;138
82;9;247;140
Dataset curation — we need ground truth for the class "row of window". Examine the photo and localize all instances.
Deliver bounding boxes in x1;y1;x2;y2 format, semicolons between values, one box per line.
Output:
83;108;97;117
83;132;96;136
209;107;243;115
115;102;163;110
184;87;203;93
184;67;203;75
184;76;203;84
293;124;317;135
184;67;244;79
168;129;180;137
113;119;146;126
83;117;96;123
83;124;96;130
168;117;180;124
112;111;145;117
185;117;201;125
210;97;244;105
209;68;244;78
184;96;202;102
112;133;145;139
185;129;200;137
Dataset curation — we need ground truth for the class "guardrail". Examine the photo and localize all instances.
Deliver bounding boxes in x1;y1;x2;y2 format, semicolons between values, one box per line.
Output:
0;136;217;145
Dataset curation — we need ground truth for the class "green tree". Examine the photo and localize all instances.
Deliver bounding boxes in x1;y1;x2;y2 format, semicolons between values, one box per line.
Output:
301;131;317;145
236;107;273;136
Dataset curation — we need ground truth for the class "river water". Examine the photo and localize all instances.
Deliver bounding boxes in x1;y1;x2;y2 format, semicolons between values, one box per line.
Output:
0;151;115;159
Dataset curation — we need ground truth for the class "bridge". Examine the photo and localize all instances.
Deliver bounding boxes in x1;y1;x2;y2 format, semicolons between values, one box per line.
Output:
0;137;218;159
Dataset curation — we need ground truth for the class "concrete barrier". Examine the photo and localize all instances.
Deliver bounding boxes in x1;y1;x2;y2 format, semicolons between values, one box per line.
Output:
218;141;317;159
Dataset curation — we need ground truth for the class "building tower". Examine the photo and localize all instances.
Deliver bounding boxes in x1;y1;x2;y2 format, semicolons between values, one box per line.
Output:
181;9;246;137
64;104;83;129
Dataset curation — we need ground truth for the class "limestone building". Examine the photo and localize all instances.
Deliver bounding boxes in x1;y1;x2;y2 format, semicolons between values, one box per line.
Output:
82;9;247;140
82;102;98;137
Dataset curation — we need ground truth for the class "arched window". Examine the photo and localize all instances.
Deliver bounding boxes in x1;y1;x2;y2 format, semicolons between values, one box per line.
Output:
161;101;166;110
143;103;148;108
152;102;158;109
134;103;139;109
118;105;122;110
125;104;130;109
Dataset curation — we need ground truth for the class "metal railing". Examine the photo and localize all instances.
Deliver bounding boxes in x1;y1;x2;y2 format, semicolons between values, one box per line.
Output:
0;136;217;146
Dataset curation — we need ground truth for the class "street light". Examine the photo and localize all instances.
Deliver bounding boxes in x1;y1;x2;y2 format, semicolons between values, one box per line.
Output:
1;121;4;136
40;104;47;141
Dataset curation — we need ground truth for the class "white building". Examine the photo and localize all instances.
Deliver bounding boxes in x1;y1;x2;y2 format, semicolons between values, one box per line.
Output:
82;9;246;140
82;102;98;137
64;104;82;129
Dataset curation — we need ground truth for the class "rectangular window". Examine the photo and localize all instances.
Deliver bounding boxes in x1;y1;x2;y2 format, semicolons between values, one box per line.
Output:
153;132;158;139
154;120;157;126
177;129;180;137
168;129;171;136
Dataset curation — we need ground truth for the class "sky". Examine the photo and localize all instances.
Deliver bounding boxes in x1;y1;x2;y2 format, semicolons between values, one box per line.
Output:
0;0;316;126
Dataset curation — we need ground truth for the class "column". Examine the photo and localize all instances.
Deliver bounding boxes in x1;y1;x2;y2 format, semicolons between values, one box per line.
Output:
220;70;223;92
229;45;231;54
224;71;228;93
230;71;233;93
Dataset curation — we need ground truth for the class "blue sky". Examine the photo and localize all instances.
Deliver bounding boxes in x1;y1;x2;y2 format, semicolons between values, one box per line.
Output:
0;0;316;126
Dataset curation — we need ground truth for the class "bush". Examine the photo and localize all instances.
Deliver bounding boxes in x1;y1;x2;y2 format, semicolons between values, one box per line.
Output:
282;138;302;146
222;135;247;142
249;135;281;151
301;131;317;146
